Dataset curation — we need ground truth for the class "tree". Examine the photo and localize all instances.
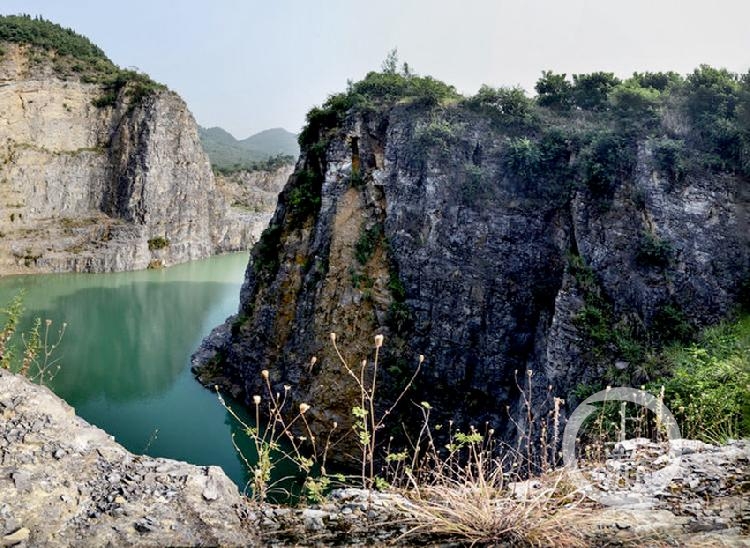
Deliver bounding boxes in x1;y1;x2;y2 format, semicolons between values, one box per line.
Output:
381;48;398;74
535;70;573;110
572;72;621;110
630;71;683;92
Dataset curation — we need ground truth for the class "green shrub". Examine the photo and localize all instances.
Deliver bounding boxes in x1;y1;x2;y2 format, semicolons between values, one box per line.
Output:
572;72;621;110
630;71;683;92
92;91;117;108
286;170;322;226
355;223;383;265
147;236;169;250
253;224;282;279
0;14;109;62
650;137;688;182
577;131;635;199
413;118;457;154
465;85;535;126
651;303;693;344
461;163;490;204
608;81;661;126
650;315;750;443
635;232;672;268
504;137;541;184
535;70;573;110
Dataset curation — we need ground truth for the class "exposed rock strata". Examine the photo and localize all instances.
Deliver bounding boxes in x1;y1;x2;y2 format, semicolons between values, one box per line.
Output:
0;43;283;274
196;102;750;444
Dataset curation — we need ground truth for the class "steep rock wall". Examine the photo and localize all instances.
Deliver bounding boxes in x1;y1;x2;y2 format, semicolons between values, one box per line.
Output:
0;43;258;274
196;102;749;444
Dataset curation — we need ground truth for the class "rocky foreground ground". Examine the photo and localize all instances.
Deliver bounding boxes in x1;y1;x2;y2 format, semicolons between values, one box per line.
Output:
1;369;748;546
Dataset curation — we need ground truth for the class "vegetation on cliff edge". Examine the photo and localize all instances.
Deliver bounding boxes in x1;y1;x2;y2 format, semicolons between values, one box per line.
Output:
0;14;165;106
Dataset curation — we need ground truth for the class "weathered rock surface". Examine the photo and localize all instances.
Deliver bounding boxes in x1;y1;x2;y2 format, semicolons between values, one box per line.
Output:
213;164;294;253
0;369;256;546
0;43;278;275
1;368;746;545
196;99;750;444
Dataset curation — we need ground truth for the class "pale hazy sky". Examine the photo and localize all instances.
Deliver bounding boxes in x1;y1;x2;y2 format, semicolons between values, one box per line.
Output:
2;1;749;138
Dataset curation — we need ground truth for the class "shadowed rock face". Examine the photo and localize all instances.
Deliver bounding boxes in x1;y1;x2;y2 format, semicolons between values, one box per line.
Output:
0;43;266;274
196;100;749;447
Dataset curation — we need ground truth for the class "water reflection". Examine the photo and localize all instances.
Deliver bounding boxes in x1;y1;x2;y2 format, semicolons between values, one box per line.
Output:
0;253;256;488
42;281;234;403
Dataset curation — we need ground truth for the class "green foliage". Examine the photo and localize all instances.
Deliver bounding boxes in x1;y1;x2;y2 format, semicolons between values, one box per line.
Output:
147;237;169;251
572;72;621;110
504;137;541;183
355;223;383;265
350;71;457;108
0;14;164;103
684;65;740;123
649;137;688;182
0;14;108;62
681;65;746;173
0;294;24;371
0;294;66;384
387;271;406;302
461;163;490;204
211;154;296;176
200;125;299;173
413;117;457;154
569;255;646;365
651;303;694;344
298;66;457;151
381;48;399;74
287;169;322;225
91;91;117;108
577;131;635;199
608;81;661;125
630;71;683;92
253;224;282;279
465;85;535;125
651;315;750;443
635;232;672;268
535;70;573;110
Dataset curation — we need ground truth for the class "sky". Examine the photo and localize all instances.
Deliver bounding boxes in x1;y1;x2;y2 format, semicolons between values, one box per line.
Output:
2;0;749;138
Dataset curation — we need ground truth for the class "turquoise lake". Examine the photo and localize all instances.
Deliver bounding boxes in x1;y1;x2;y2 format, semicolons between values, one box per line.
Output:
0;253;259;492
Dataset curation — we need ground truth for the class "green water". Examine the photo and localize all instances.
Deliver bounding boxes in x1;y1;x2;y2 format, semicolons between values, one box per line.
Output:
0;253;258;492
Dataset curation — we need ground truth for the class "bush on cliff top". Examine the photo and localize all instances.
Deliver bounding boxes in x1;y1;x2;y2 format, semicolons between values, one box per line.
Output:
0;14;108;62
0;14;165;104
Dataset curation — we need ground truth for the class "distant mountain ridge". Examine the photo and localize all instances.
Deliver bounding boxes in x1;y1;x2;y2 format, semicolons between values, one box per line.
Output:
198;125;299;172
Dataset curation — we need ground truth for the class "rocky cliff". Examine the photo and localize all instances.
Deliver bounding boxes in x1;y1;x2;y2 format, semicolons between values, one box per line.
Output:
3;369;748;546
196;68;750;448
0;40;264;274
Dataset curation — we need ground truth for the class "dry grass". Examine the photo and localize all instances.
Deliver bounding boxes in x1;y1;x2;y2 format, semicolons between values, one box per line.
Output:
397;472;588;546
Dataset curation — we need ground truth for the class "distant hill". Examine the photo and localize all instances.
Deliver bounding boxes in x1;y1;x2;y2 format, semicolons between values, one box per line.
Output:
198;126;299;173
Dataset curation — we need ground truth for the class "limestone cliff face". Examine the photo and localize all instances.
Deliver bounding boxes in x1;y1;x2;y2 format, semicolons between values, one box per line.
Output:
0;43;257;274
197;95;749;443
212;165;294;252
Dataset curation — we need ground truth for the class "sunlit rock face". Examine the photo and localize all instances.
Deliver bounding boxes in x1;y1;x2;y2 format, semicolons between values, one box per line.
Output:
0;43;261;274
